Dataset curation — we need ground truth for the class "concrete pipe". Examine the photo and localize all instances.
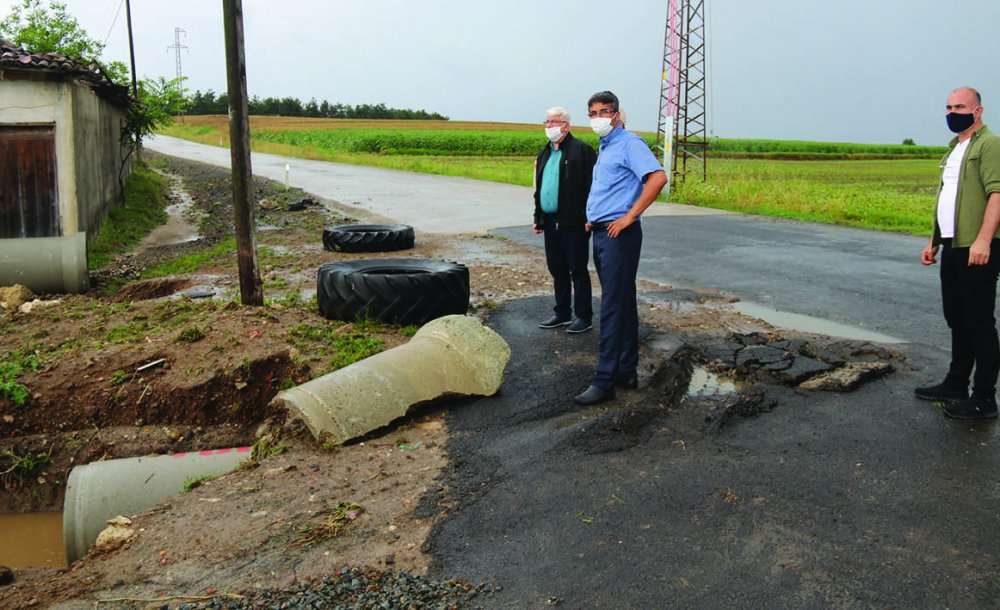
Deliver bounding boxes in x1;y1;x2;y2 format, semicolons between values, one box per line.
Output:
273;314;510;444
63;446;251;563
0;232;88;293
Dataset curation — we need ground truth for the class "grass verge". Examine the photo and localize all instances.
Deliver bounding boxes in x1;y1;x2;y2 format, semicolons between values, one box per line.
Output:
88;164;169;270
161;118;944;236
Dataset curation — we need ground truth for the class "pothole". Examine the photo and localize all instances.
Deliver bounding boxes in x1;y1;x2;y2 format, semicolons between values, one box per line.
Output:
686;366;738;399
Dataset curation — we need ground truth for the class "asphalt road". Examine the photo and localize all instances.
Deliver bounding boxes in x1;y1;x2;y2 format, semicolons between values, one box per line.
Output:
145;139;1000;607
424;297;1000;609
145;136;722;234
497;216;944;348
150;135;945;348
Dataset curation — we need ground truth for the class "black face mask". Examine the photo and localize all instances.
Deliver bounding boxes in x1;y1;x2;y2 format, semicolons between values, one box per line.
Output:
947;112;976;133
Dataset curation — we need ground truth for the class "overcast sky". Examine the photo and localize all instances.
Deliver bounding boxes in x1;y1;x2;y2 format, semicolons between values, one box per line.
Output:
2;0;998;144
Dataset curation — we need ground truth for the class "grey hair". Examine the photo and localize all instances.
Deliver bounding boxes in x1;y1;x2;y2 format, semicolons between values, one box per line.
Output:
546;106;571;123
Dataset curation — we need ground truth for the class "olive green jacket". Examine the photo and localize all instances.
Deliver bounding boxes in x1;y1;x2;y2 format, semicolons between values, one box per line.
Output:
933;125;1000;247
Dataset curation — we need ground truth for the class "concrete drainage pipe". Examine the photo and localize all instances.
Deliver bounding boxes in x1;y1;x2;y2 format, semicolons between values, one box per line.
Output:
272;315;510;445
63;447;251;564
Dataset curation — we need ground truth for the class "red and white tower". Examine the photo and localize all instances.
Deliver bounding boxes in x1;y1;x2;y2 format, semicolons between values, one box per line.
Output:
655;0;708;194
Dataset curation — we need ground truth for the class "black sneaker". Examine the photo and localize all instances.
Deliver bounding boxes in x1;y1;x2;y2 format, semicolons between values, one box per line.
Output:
914;381;968;401
566;318;593;334
943;396;998;420
538;315;572;329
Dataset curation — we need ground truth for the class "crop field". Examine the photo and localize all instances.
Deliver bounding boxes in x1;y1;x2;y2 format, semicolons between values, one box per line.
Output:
161;115;946;235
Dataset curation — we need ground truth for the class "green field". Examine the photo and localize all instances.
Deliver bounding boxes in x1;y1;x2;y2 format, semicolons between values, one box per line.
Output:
161;116;945;236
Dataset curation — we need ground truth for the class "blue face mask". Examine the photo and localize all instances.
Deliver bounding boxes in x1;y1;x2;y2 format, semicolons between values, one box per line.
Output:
947;112;975;133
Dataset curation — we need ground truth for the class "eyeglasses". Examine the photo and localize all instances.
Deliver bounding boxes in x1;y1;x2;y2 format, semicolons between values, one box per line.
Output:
587;108;617;118
543;119;567;126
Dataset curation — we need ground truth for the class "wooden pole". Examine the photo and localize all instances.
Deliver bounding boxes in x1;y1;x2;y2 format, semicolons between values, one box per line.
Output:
222;0;263;305
124;0;141;162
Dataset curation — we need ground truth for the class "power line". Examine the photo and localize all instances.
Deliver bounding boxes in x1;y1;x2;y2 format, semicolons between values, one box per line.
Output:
102;0;125;47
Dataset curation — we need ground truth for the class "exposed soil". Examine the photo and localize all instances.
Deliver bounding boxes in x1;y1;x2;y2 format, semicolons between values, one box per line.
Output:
0;153;908;608
0;153;553;607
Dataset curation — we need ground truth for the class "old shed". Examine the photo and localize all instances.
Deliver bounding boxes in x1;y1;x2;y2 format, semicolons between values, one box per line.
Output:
0;40;132;293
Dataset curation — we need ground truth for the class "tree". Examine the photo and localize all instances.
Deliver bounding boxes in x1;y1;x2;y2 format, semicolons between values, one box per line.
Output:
1;0;189;184
0;0;103;61
902;138;916;146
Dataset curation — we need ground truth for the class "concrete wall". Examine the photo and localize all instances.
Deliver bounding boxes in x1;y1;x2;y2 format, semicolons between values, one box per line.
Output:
0;76;130;293
70;83;129;237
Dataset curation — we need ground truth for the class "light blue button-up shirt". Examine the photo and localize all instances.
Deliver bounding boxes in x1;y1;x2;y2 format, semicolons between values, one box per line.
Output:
586;126;663;223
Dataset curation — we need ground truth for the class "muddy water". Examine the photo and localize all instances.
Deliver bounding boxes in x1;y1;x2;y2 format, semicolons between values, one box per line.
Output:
134;180;202;254
0;512;65;568
686;367;738;398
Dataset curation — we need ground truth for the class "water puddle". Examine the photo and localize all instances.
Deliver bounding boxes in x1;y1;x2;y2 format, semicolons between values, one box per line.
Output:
686;366;738;399
0;512;65;568
134;180;203;254
731;302;906;344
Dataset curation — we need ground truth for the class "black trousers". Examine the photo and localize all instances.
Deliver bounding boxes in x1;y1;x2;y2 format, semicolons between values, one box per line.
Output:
591;221;642;390
940;238;1000;397
543;215;593;321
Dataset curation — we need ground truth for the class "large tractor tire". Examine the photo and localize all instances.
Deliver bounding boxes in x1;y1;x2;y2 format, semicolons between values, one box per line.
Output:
317;258;470;325
322;224;415;253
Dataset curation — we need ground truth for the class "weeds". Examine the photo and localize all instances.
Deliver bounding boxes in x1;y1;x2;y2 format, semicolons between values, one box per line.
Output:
0;350;40;406
289;321;385;372
106;320;152;344
176;326;207;343
292;501;364;546
181;474;215;493
141;237;237;278
0;447;52;484
110;370;129;386
88;164;169;270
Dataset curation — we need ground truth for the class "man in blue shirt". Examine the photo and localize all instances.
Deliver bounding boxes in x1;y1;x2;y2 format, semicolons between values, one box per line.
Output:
575;91;668;406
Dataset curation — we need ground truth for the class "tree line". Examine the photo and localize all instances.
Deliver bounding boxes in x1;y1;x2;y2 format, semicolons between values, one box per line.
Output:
185;90;449;120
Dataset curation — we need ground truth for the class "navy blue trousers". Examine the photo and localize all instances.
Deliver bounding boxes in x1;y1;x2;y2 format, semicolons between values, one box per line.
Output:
591;222;642;390
543;215;593;321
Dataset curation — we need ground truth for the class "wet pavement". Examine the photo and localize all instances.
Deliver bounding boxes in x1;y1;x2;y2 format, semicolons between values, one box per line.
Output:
423;296;1000;609
496;215;941;348
144;136;726;234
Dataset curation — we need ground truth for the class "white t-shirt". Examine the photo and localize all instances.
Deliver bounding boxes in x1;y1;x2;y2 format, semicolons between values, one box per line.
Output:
937;138;971;238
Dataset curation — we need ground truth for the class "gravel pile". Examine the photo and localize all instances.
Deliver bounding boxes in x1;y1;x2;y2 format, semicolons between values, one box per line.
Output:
177;568;493;610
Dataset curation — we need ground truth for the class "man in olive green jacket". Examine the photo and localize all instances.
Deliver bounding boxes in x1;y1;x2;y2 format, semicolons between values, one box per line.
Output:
917;86;1000;419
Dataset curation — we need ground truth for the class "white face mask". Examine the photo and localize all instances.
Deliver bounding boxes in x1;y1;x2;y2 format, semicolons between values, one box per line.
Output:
544;126;564;142
590;117;614;137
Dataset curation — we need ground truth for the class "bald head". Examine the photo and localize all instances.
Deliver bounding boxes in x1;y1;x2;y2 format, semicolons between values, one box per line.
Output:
953;87;982;105
946;87;985;138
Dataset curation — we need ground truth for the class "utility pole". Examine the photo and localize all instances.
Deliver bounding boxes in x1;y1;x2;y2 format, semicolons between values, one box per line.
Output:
655;0;708;194
222;0;263;305
124;0;140;161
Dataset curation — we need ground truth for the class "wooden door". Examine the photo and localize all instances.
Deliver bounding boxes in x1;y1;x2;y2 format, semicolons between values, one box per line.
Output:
0;125;59;238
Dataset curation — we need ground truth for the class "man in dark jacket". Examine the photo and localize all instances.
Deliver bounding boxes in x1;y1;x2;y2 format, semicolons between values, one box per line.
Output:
534;106;598;333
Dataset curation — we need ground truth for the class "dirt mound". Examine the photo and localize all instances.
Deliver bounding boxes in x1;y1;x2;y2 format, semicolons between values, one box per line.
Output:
111;277;193;302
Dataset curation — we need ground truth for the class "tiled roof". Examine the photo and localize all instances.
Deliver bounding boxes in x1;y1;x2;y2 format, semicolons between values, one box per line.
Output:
0;39;105;78
0;39;129;106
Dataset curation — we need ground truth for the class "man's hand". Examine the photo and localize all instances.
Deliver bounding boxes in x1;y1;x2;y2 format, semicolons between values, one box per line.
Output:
921;242;939;266
607;214;636;238
585;223;592;233
969;238;991;266
533;224;543;235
